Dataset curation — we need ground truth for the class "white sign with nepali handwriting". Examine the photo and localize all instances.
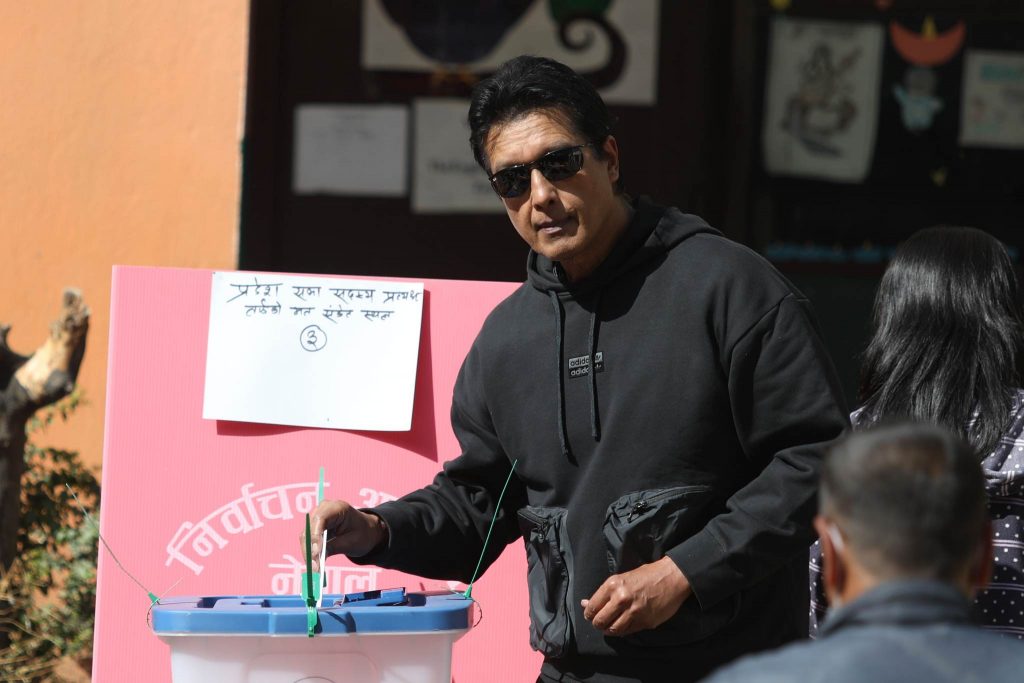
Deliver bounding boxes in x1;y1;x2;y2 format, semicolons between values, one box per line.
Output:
203;273;425;430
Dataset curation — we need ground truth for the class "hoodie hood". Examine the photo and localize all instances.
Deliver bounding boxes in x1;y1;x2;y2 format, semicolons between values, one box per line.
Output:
526;196;719;296
524;197;721;461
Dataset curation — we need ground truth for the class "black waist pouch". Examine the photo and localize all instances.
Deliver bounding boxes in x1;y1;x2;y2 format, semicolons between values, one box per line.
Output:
518;505;575;658
603;486;740;647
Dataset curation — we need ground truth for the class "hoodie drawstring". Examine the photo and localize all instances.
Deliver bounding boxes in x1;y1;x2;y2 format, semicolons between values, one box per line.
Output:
549;291;572;461
549;289;603;461
588;291;602;442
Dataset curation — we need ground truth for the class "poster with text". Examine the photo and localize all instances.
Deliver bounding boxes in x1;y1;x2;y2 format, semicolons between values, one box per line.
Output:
362;0;659;105
203;272;424;430
762;17;884;182
960;50;1024;150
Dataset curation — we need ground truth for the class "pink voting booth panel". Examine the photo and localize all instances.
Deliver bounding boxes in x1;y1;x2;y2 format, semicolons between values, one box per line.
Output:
94;266;540;682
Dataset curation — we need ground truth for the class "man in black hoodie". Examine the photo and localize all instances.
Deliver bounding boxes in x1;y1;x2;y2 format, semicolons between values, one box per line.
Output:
308;55;849;682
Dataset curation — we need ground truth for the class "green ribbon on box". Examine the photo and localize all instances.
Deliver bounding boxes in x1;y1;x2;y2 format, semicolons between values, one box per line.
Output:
302;513;320;637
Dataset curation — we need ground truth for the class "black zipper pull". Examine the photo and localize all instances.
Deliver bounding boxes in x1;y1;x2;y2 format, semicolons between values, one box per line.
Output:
627;499;649;522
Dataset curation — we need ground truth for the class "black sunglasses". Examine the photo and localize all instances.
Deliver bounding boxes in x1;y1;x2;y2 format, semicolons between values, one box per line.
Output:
488;143;596;199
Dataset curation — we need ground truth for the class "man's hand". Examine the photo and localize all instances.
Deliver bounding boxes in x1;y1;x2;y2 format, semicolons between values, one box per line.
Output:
581;556;692;636
301;500;388;572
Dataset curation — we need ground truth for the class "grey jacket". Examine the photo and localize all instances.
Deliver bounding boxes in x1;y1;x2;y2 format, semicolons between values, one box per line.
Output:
702;580;1024;683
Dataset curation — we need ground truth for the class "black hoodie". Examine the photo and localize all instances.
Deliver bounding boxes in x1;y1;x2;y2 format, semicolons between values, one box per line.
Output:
356;199;849;682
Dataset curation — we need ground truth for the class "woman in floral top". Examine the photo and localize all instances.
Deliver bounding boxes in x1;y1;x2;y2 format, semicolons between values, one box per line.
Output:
810;226;1024;639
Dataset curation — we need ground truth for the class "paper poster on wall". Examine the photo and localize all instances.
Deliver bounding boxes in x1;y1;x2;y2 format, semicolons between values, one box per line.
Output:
960;50;1024;150
762;17;884;182
412;98;504;214
293;104;408;196
362;0;659;105
203;272;424;431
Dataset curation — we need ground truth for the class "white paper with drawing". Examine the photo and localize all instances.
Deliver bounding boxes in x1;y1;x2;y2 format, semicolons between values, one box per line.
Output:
203;273;424;430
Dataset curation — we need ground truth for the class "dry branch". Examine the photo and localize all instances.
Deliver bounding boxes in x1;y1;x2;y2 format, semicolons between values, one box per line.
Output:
0;289;89;572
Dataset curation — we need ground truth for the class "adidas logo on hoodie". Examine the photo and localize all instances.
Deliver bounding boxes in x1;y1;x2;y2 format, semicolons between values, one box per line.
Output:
568;352;604;378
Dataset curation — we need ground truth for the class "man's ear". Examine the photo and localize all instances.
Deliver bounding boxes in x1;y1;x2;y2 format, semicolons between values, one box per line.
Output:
601;135;620;185
814;515;846;606
968;520;994;593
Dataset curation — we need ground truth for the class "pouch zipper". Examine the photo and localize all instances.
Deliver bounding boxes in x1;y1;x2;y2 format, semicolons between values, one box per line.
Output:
519;507;557;530
625;485;713;522
627;500;649;522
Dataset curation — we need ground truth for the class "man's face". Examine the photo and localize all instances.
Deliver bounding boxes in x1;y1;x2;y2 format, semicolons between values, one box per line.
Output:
484;110;623;281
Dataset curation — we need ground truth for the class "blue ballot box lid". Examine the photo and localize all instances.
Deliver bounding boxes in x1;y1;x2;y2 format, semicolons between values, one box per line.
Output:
151;588;473;636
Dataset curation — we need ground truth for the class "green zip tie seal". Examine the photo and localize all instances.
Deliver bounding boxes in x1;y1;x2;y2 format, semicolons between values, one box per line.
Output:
463;459;518;600
302;513;319;637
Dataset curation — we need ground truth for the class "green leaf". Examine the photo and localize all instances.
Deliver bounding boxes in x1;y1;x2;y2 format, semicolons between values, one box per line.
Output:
4;389;98;674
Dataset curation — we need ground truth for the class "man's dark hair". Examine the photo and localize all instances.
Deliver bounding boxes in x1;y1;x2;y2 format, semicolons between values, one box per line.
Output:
859;226;1024;457
468;55;621;190
820;423;988;582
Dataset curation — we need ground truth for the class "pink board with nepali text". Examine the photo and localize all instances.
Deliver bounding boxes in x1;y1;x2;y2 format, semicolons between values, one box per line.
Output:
93;265;538;681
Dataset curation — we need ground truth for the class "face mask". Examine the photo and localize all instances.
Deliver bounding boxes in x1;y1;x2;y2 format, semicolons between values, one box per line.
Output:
825;522;847;610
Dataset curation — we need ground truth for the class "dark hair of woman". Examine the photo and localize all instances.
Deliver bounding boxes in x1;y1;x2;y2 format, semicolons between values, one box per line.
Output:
859;226;1024;457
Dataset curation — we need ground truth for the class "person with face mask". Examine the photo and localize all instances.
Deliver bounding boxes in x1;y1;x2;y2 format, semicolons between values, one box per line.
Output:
809;226;1024;639
703;424;1024;683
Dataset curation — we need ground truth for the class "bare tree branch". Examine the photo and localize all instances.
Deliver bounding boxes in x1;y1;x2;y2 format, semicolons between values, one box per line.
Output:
0;289;90;574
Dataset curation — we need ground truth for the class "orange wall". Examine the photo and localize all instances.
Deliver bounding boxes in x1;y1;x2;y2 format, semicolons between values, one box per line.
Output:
0;2;249;469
